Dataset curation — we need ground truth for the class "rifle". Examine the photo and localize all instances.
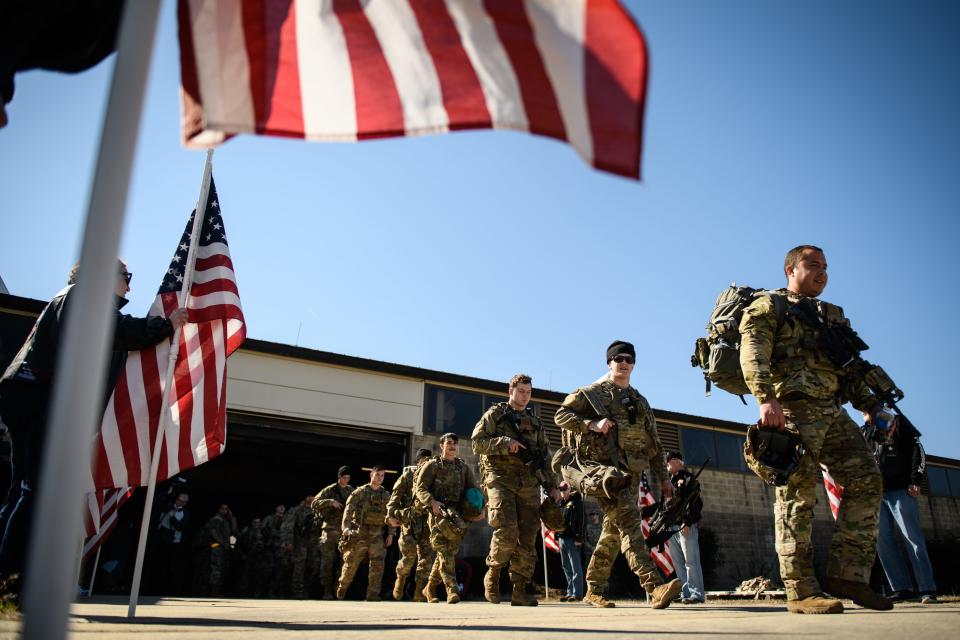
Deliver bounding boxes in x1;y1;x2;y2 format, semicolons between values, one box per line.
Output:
644;458;709;551
498;409;551;479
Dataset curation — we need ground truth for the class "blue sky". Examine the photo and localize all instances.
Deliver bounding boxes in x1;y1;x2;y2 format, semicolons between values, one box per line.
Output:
2;1;958;459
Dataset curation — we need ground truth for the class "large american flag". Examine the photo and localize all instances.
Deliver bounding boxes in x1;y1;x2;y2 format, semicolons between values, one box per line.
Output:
91;175;245;492
639;472;674;575
82;488;134;560
178;0;648;179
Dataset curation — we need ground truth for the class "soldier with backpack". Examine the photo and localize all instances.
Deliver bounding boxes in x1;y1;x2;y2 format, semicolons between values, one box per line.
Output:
736;245;892;614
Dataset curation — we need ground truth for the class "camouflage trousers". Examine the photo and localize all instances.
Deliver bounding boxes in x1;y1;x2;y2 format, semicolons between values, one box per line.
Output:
485;477;541;582
338;527;387;598
266;546;291;598
776;398;882;600
206;546;228;596
396;517;436;583
318;529;342;589
427;513;465;592
290;539;319;598
586;482;663;594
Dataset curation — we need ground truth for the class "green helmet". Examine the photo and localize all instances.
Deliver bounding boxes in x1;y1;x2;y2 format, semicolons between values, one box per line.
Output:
744;424;806;486
539;496;566;533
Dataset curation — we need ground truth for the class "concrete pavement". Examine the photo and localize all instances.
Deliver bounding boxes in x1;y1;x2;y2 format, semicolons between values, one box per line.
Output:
1;596;956;639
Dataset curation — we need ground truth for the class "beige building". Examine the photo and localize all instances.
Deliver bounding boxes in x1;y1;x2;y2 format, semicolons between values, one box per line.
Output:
1;292;958;594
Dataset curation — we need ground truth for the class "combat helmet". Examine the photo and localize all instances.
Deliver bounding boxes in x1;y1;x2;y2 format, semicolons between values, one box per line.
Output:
539;496;566;533
459;487;486;521
744;423;806;486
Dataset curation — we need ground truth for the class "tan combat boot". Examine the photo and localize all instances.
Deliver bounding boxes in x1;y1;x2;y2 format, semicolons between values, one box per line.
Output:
412;576;428;602
335;583;348;600
445;582;461;604
823;577;892;610
582;589;615;608
484;566;502;604
422;579;441;604
787;593;844;614
650;578;682;609
393;574;407;600
510;581;538;606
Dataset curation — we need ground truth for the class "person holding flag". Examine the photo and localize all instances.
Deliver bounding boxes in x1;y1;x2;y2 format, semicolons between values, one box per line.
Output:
0;259;186;594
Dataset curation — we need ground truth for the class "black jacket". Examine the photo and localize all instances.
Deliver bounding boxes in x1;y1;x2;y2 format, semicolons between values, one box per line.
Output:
671;469;703;527
559;493;584;541
863;418;926;492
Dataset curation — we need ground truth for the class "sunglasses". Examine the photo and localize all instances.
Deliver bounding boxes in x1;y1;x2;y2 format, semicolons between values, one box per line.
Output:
120;271;133;284
612;355;634;364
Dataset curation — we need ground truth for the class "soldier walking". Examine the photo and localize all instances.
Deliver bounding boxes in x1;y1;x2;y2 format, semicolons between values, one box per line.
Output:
739;245;892;614
196;504;237;597
414;433;479;604
237;517;269;597
472;373;559;606
386;448;435;601
312;467;354;599
336;465;395;601
554;341;681;609
261;504;288;598
281;493;319;599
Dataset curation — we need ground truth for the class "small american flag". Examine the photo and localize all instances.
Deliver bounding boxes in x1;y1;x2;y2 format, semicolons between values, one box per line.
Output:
542;524;560;553
639;472;674;575
821;466;843;520
82;488;134;560
91;175;245;491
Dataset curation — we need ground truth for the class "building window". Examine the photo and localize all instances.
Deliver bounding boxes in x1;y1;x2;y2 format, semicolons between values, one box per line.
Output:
927;465;960;497
680;427;747;473
423;385;535;437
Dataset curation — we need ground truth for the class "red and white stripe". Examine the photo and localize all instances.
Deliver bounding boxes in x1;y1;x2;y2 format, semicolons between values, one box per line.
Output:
178;0;648;179
542;524;560;553
82;487;134;560
91;196;245;491
821;466;843;520
639;475;674;575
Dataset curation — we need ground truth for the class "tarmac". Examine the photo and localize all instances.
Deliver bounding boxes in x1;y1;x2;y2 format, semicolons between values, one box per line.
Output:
1;596;957;639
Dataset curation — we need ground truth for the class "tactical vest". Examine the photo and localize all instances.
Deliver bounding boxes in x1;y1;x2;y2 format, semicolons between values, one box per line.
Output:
487;402;545;474
357;485;391;527
427;456;466;504
575;381;657;472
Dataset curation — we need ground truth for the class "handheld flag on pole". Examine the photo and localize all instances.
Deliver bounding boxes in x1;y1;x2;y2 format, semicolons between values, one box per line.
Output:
178;0;648;179
639;472;674;576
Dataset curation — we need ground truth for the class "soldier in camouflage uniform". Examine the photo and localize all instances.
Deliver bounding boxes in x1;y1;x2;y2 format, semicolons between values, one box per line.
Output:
583;510;602;561
739;245;891;614
281;493;319;599
472;373;559;606
311;466;354;599
337;465;396;601
386;448;435;601
414;433;478;604
554;341;681;609
260;504;288;598
197;504;237;597
238;517;270;597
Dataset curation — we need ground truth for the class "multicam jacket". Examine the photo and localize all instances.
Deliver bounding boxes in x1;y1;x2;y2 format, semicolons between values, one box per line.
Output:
342;483;393;536
413;456;478;512
471;402;557;490
311;482;355;532
554;377;668;480
739;289;879;412
386;465;428;534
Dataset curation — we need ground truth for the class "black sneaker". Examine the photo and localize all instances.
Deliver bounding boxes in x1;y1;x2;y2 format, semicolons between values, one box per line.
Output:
889;590;915;602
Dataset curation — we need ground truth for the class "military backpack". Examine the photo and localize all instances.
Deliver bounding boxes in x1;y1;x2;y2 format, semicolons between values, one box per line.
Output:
690;285;786;401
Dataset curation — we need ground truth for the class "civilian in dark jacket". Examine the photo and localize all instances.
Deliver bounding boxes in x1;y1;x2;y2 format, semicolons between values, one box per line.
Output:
862;414;937;603
666;452;704;604
0;260;186;582
557;483;585;601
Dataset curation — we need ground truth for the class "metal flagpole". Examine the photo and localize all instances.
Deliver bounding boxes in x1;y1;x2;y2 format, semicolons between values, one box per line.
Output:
87;547;103;597
21;2;161;638
127;149;214;618
542;527;550;601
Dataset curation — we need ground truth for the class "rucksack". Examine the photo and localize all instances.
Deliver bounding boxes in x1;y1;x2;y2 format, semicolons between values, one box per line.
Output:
690;285;786;402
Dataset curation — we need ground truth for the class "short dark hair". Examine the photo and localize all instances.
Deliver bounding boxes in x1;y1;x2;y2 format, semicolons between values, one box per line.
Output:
371;464;386;472
508;373;532;391
440;432;459;444
783;245;824;279
666;451;683;462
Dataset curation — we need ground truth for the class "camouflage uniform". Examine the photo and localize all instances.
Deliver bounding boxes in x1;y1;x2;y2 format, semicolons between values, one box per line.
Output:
583;515;603;560
555;378;668;596
281;502;319;598
472;403;556;584
198;511;237;597
337;482;394;600
740;290;883;601
413;456;478;598
386;464;435;599
261;510;289;598
312;482;354;597
237;523;270;597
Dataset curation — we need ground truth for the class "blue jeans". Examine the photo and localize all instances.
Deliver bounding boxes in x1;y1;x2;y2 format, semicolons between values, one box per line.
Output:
558;537;584;599
877;489;936;594
669;524;704;601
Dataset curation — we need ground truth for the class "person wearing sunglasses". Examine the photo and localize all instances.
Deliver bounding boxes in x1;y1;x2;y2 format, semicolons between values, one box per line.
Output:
0;259;187;594
554;340;680;610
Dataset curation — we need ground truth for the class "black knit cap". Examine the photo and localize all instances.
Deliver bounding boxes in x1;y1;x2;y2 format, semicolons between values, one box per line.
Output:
606;340;636;362
337;465;351;478
415;448;432;460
